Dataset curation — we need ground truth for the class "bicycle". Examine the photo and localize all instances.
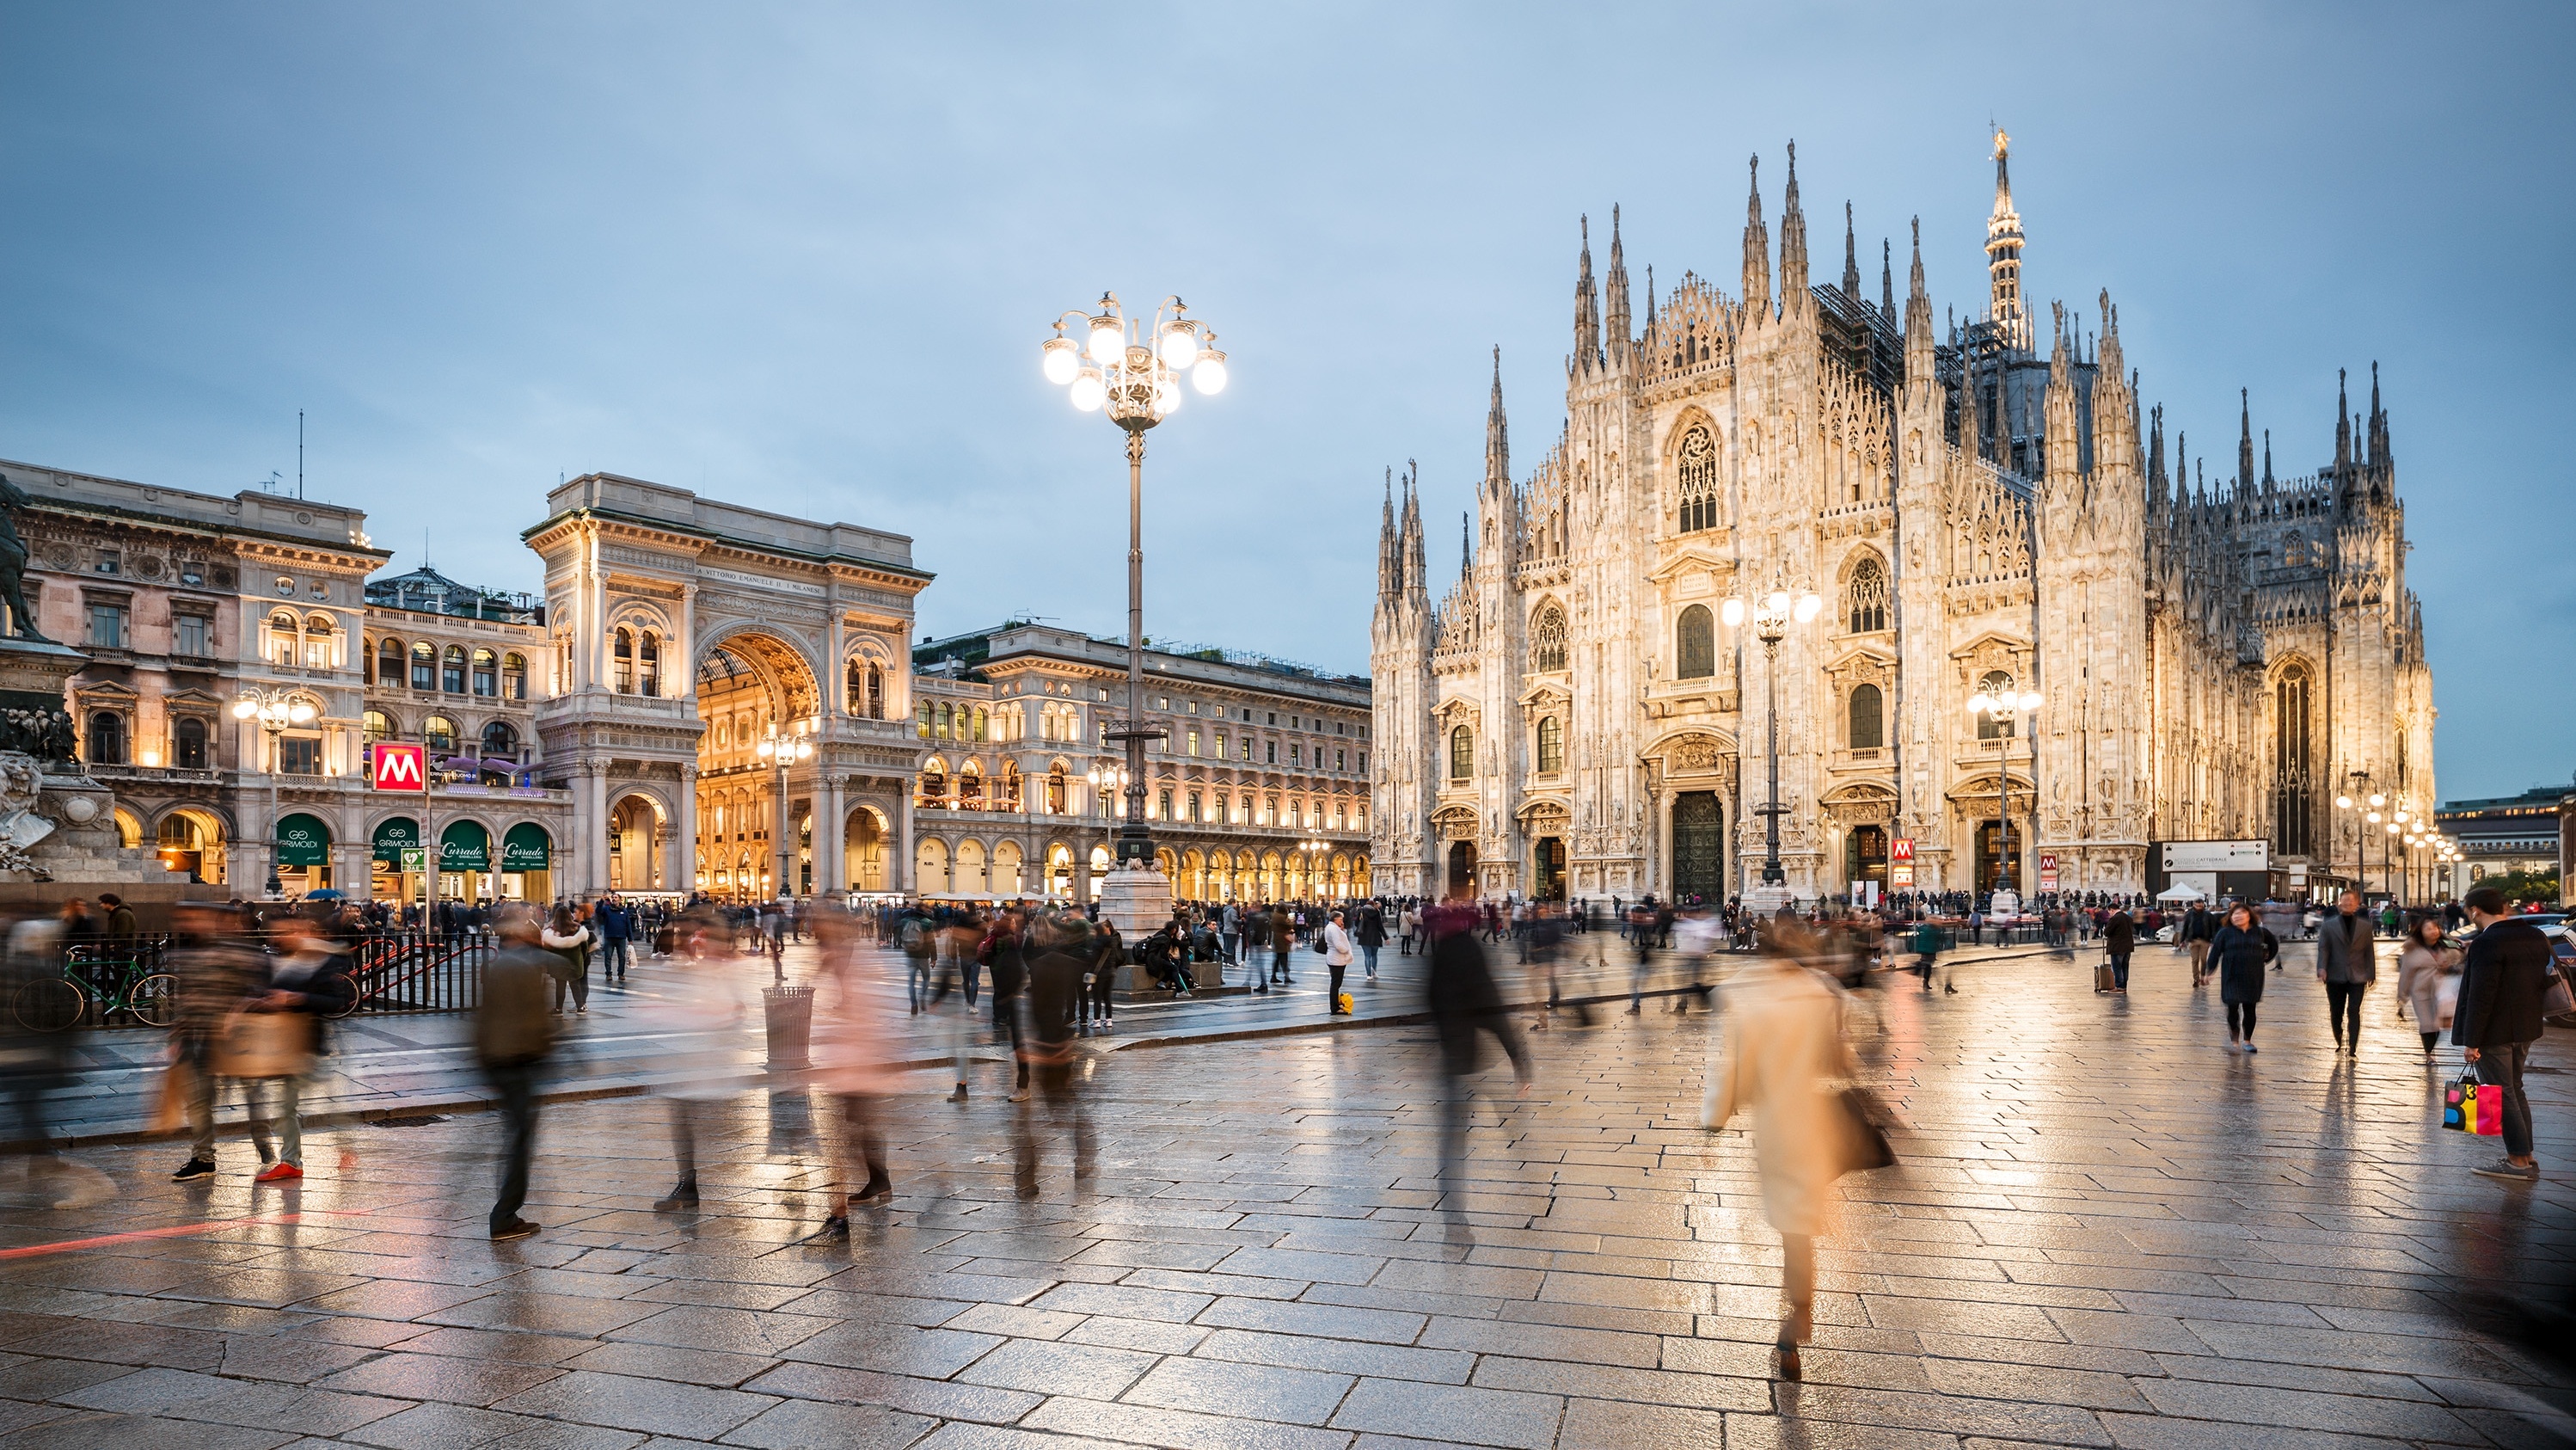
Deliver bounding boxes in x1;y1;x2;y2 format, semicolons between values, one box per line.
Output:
11;949;179;1032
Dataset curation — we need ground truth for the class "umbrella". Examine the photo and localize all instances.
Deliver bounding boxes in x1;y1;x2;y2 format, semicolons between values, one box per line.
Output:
2156;883;2206;902
304;888;346;901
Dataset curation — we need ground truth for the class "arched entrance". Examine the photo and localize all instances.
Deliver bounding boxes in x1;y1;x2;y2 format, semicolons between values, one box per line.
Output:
607;796;661;892
1846;824;1890;894
1530;839;1565;901
1671;791;1725;905
274;812;332;894
846;806;888;892
156;808;227;885
502;822;555;902
1446;840;1477;897
696;630;822;900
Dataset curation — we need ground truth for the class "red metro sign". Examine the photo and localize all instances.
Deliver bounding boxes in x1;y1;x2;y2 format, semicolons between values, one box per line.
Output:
371;741;426;791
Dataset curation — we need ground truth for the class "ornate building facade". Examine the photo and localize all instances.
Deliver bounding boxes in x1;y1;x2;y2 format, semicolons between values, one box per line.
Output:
1372;135;2433;905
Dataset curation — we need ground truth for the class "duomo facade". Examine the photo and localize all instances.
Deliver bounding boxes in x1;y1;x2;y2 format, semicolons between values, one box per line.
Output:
1371;135;2433;905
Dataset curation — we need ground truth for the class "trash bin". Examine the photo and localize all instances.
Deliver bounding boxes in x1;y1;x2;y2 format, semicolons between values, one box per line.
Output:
763;985;814;1070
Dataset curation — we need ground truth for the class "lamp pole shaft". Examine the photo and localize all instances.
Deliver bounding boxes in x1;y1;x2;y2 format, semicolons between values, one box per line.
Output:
776;761;791;898
267;723;281;897
1119;427;1150;864
1761;633;1782;885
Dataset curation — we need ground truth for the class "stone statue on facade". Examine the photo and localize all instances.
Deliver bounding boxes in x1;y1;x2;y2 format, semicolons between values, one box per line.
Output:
0;474;51;642
0;752;56;880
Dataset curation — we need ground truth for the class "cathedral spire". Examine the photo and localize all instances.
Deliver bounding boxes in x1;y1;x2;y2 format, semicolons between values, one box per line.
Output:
1378;467;1398;599
1957;341;1983;464
2262;429;2274;488
1740;154;1770;318
1984;126;2031;351
2237;389;2255;490
2334;366;2353;490
1842;201;1861;300
1485;345;1510;489
1604;205;1631;369
1573;216;1600;374
1880;237;1894;317
1903;218;1935;393
1779;141;1808;316
2368;360;2392;477
2149;403;2168;507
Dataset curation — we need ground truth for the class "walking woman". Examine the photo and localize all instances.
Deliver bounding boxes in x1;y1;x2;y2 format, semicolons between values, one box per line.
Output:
2210;902;2279;1053
1700;923;1852;1382
807;906;896;1240
2395;916;2461;1061
540;906;592;1015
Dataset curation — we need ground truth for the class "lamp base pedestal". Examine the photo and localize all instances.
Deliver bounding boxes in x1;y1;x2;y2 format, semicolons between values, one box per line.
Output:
1095;859;1174;939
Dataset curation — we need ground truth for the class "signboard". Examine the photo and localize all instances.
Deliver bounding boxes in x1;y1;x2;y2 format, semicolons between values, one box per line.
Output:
500;822;552;872
2038;851;2059;891
1890;837;1915;887
2158;839;2270;873
371;741;426;791
440;820;491;871
399;847;426;874
373;817;420;864
274;813;329;868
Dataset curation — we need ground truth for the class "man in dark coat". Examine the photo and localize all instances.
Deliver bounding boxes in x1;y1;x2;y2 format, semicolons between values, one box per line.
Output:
2454;886;2549;1182
1015;911;1095;1195
1425;897;1531;1245
474;909;559;1239
2104;906;2136;993
2314;889;2378;1056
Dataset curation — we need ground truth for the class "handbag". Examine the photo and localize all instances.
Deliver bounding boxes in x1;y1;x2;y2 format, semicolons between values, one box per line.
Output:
2542;971;2575;1021
1836;1084;1898;1173
2443;1070;2501;1136
210;1010;316;1079
148;1057;193;1134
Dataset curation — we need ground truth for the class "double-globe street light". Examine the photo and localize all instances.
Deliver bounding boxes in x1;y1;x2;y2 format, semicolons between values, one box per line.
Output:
754;724;813;900
2334;773;2386;902
1966;685;2044;901
1040;293;1227;924
1085;762;1130;900
233;686;317;898
1719;577;1822;890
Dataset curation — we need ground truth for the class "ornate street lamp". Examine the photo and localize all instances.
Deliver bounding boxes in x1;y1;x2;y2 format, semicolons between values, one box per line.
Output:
1041;292;1228;929
1966;684;2044;901
755;724;813;900
1085;761;1129;902
2334;773;2386;900
1719;576;1822;890
233;686;318;898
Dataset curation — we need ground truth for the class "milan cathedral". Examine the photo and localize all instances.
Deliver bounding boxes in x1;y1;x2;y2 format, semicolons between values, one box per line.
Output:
1370;133;2433;905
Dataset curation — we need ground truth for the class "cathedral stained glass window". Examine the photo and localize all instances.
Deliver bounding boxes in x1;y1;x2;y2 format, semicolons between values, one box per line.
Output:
1675;604;1715;680
1530;604;1567;673
1676;425;1719;534
1845;555;1888;633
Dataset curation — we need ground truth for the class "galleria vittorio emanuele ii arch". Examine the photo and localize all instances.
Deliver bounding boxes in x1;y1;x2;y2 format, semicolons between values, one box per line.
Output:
524;474;929;897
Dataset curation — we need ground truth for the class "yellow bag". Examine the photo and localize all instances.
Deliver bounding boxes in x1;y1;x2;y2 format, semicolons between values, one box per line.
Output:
211;1010;315;1079
1336;992;1354;1015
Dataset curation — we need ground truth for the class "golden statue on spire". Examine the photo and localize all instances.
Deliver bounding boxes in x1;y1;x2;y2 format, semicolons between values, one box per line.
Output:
1993;126;2009;162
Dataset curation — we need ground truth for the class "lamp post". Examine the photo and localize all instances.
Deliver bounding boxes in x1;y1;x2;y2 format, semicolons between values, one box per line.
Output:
2333;773;2385;902
1040;293;1227;926
1297;838;1330;903
755;724;813;901
232;687;317;898
1966;685;2045;902
1718;575;1823;892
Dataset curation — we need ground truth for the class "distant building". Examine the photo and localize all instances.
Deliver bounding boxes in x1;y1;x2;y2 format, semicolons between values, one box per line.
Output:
2435;779;2572;900
909;622;1371;902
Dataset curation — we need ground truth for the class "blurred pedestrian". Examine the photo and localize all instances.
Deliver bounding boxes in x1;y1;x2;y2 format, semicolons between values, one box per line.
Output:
2104;905;2135;993
1356;900;1386;982
1426;894;1531;1245
807;906;897;1241
646;909;744;1212
1699;923;1867;1381
2455;886;2548;1183
166;905;276;1184
2395;915;2460;1060
1013;909;1096;1198
1;906;113;1207
595;894;634;987
246;912;352;1184
474;908;559;1240
2210;902;2277;1054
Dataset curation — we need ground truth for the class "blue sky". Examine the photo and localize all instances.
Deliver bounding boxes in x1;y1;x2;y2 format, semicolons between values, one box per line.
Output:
2;3;2567;800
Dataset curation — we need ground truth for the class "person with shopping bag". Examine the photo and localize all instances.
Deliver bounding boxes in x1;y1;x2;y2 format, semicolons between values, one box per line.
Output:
167;904;289;1183
1700;919;1883;1382
1322;909;1355;1015
238;911;353;1184
806;905;898;1241
2453;886;2551;1183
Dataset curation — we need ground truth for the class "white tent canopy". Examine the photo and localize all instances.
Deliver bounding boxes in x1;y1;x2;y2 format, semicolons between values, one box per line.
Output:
2156;883;2209;902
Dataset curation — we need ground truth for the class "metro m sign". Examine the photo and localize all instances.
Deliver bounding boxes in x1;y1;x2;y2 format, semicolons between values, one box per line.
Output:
371;741;426;791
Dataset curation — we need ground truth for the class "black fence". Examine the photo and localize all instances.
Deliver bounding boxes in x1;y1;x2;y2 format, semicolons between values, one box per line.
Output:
32;931;494;1029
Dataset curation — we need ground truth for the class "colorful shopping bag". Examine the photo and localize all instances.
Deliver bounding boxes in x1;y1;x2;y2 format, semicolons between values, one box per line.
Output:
2442;1072;2501;1136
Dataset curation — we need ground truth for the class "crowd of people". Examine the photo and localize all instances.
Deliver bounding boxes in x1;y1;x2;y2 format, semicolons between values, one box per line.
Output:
0;869;2561;1385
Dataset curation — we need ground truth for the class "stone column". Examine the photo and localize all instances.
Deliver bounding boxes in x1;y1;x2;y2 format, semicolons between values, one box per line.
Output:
582;761;610;894
895;787;913;894
673;764;698;894
819;773;846;892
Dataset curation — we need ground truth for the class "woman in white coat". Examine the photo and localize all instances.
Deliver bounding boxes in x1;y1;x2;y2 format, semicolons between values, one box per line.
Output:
2394;916;2461;1060
808;906;899;1239
1702;937;1854;1381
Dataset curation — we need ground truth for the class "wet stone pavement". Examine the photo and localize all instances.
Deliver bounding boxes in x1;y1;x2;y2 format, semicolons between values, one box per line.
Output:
1;943;2571;1449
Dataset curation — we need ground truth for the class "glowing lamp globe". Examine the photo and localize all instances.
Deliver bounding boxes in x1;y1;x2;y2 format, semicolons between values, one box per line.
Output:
1158;322;1198;369
1191;351;1228;394
1042;335;1082;384
1070;371;1107;412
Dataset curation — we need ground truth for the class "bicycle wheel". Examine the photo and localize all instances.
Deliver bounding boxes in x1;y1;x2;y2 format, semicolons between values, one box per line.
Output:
126;973;181;1029
318;973;362;1019
12;975;87;1033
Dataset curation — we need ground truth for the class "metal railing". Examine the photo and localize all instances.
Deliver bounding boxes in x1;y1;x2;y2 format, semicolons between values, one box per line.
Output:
31;930;494;1029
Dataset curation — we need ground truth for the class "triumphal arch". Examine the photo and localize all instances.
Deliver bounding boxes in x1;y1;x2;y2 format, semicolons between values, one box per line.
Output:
523;474;929;899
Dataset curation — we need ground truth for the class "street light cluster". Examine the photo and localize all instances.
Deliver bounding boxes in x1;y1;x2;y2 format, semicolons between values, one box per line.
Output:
1043;293;1226;422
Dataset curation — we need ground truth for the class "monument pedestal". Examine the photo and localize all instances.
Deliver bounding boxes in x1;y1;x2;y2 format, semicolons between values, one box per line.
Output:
0;636;196;907
1095;860;1174;939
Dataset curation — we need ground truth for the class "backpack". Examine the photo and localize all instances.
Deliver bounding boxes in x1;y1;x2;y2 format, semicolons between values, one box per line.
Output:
898;918;927;955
